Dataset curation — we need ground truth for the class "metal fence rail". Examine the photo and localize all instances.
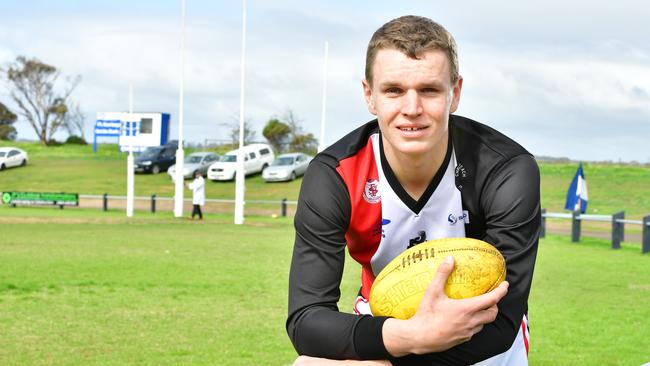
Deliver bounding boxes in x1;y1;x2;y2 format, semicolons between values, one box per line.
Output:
78;194;298;217
541;209;650;254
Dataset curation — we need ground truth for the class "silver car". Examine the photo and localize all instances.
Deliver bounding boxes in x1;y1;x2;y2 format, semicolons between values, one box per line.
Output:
262;153;313;182
0;147;28;170
168;152;220;180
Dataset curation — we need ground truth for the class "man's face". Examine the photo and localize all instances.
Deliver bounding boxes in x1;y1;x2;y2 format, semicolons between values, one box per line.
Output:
363;48;462;160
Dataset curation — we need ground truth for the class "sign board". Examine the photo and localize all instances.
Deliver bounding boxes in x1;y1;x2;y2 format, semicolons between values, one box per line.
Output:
2;191;79;207
94;119;122;136
93;112;171;153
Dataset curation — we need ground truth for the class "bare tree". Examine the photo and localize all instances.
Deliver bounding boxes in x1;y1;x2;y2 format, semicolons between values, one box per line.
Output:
220;114;257;147
284;109;302;137
63;102;86;139
283;109;318;155
3;56;81;145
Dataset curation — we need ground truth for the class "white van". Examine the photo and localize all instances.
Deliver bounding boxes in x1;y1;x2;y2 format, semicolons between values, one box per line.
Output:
207;143;275;181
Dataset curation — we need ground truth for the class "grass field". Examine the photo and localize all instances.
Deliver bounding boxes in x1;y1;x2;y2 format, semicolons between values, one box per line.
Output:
0;208;300;366
1;142;650;365
1;207;649;365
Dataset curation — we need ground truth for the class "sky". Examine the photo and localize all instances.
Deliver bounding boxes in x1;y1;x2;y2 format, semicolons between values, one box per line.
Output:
1;0;649;163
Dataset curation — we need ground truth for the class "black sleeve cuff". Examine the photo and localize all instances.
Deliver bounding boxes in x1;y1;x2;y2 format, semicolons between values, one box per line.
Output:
353;315;393;359
388;354;430;366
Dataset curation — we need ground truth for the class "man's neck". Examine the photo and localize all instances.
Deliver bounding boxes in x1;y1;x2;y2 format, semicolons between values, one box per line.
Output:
382;136;448;202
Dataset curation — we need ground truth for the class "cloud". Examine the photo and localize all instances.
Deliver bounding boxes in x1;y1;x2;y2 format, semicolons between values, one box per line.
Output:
1;1;649;162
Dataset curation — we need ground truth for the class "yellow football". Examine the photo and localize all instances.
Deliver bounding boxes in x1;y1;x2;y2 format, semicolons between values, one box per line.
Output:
369;237;506;320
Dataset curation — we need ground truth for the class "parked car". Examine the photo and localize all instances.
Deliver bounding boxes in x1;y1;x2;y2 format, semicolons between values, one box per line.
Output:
262;153;313;182
134;145;177;174
207;143;274;181
0;147;28;170
168;152;220;180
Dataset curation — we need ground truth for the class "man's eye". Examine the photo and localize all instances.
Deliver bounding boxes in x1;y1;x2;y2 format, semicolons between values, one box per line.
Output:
421;88;438;94
385;88;402;94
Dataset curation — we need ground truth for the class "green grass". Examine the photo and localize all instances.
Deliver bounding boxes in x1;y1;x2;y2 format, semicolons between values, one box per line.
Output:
1;143;649;365
540;163;650;219
529;235;650;365
0;141;302;200
0;207;300;366
1;207;649;365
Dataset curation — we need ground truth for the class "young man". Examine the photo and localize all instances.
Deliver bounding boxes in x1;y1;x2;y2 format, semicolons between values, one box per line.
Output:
287;15;540;366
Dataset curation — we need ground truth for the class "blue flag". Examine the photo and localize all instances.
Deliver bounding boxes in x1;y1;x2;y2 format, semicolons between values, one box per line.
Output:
564;163;588;213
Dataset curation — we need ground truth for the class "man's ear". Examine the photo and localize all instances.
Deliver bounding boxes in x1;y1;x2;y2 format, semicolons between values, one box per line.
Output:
450;75;463;113
362;79;378;115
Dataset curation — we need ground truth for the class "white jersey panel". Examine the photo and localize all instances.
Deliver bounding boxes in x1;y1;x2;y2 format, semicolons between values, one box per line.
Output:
368;134;467;275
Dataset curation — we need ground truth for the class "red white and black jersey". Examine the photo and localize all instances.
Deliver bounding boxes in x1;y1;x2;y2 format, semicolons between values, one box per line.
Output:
287;115;540;365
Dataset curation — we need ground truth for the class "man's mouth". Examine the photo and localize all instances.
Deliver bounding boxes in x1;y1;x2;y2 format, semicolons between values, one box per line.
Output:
399;127;426;132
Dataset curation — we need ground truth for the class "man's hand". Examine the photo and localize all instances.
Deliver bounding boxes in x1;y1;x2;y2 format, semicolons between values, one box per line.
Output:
382;256;509;357
292;356;391;365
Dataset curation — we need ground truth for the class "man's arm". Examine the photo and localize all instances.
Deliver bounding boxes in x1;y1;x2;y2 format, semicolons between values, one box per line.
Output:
287;159;392;360
289;254;508;364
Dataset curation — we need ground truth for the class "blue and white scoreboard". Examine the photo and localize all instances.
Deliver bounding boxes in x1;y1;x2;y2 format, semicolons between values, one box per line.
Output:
94;112;170;153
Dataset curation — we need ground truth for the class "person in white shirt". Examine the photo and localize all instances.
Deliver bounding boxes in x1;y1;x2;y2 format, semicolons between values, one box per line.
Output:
187;171;205;220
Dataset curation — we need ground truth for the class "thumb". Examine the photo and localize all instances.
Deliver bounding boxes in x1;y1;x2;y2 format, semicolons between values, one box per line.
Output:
424;256;455;300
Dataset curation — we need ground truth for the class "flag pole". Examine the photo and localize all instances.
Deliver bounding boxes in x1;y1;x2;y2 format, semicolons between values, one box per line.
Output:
234;0;247;225
318;41;329;153
174;0;187;218
126;82;135;217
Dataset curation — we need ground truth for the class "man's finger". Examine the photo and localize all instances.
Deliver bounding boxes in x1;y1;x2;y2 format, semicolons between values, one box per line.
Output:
465;281;509;311
474;304;499;324
423;256;455;300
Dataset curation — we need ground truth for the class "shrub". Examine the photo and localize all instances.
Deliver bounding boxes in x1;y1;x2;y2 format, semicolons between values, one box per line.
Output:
65;135;88;145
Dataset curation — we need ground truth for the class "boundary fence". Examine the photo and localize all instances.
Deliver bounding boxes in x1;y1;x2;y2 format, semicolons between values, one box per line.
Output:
541;209;650;254
5;194;649;254
80;194;298;218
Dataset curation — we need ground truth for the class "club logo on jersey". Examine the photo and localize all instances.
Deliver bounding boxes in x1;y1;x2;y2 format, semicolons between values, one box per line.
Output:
455;163;467;190
455;163;467;178
448;211;469;225
363;179;381;204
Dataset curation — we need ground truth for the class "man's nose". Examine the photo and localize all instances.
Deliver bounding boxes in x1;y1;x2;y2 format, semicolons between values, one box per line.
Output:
401;90;422;116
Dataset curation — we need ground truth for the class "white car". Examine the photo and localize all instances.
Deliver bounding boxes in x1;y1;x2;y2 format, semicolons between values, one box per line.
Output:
262;153;313;182
168;152;220;180
207;143;274;181
0;147;28;170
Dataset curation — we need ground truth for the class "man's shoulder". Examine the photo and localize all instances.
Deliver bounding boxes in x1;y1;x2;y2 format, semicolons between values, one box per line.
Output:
315;119;379;168
451;114;532;161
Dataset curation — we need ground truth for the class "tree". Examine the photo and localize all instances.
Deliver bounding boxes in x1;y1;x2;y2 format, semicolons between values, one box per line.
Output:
289;132;318;155
63;102;86;140
284;110;318;155
3;56;81;145
0;102;17;141
220;115;257;147
262;118;291;153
